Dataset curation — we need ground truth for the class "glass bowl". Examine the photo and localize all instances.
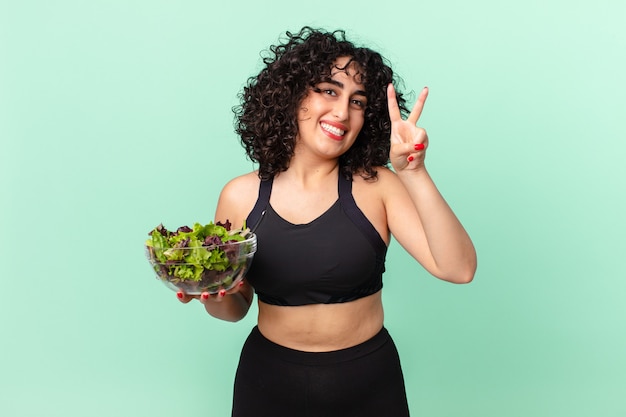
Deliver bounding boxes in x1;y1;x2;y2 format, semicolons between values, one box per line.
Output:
145;233;257;295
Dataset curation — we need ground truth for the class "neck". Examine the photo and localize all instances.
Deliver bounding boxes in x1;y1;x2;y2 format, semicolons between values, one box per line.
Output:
279;158;340;188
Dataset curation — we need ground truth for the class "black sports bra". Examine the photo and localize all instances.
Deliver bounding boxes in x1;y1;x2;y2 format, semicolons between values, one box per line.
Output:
245;173;387;306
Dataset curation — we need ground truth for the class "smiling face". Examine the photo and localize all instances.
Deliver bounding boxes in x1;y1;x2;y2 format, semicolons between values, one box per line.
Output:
295;56;367;160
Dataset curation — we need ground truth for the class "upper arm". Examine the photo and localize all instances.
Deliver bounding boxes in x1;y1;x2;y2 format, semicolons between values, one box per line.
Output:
214;172;260;230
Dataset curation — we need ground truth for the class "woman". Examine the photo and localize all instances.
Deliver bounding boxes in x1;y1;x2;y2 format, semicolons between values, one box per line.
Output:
179;27;476;416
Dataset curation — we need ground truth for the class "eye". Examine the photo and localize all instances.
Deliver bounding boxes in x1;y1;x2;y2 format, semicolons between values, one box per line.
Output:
350;98;366;109
312;84;338;97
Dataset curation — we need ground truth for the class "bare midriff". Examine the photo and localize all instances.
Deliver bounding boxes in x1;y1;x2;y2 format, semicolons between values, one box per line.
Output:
256;291;384;352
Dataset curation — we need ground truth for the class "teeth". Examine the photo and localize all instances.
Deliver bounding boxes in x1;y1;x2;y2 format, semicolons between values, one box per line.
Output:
321;122;345;136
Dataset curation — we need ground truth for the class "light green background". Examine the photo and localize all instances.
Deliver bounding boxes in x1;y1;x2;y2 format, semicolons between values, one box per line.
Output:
1;0;625;416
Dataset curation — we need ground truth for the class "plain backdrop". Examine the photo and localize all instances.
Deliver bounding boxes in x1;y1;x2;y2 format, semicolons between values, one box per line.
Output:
1;0;625;416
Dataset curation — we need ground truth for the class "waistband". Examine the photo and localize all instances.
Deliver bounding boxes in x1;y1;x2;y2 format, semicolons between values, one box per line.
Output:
246;325;391;366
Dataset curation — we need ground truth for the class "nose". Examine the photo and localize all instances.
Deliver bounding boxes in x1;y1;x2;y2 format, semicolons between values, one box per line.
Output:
332;98;349;121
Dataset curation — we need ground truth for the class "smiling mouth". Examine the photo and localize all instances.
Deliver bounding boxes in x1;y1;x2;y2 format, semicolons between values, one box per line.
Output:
320;122;346;138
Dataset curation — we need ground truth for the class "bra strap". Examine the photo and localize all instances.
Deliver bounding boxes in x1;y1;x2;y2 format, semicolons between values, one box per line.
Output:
338;174;387;255
246;177;273;230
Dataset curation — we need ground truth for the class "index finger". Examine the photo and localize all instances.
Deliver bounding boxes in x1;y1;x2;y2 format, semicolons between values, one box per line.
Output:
386;83;403;123
407;87;429;125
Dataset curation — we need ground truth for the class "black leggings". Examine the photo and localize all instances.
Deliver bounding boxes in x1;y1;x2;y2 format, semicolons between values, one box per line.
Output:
232;326;410;417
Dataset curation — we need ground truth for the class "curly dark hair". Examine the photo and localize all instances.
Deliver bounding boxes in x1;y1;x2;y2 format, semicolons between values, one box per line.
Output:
233;26;409;181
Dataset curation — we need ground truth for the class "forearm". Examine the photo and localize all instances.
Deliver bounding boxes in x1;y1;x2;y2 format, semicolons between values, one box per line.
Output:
397;167;477;282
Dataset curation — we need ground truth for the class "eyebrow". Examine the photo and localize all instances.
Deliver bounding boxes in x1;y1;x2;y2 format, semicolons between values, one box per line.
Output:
321;78;367;98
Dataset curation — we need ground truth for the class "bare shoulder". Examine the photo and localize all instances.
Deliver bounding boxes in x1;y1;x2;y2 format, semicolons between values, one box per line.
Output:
215;171;260;228
352;166;411;218
220;171;260;196
352;166;402;194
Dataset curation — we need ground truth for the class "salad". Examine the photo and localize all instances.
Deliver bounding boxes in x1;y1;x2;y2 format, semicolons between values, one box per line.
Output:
145;220;255;293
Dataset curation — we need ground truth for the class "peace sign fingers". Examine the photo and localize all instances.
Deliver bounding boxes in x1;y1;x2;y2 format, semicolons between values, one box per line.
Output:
387;83;430;172
387;84;429;126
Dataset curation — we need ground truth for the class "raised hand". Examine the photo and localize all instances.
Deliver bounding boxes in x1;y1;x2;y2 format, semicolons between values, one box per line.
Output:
387;84;429;172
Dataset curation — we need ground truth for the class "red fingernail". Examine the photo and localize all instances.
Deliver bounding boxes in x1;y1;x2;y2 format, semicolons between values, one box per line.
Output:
201;293;209;300
218;289;226;297
238;281;245;287
408;156;414;162
414;143;425;151
176;291;184;299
